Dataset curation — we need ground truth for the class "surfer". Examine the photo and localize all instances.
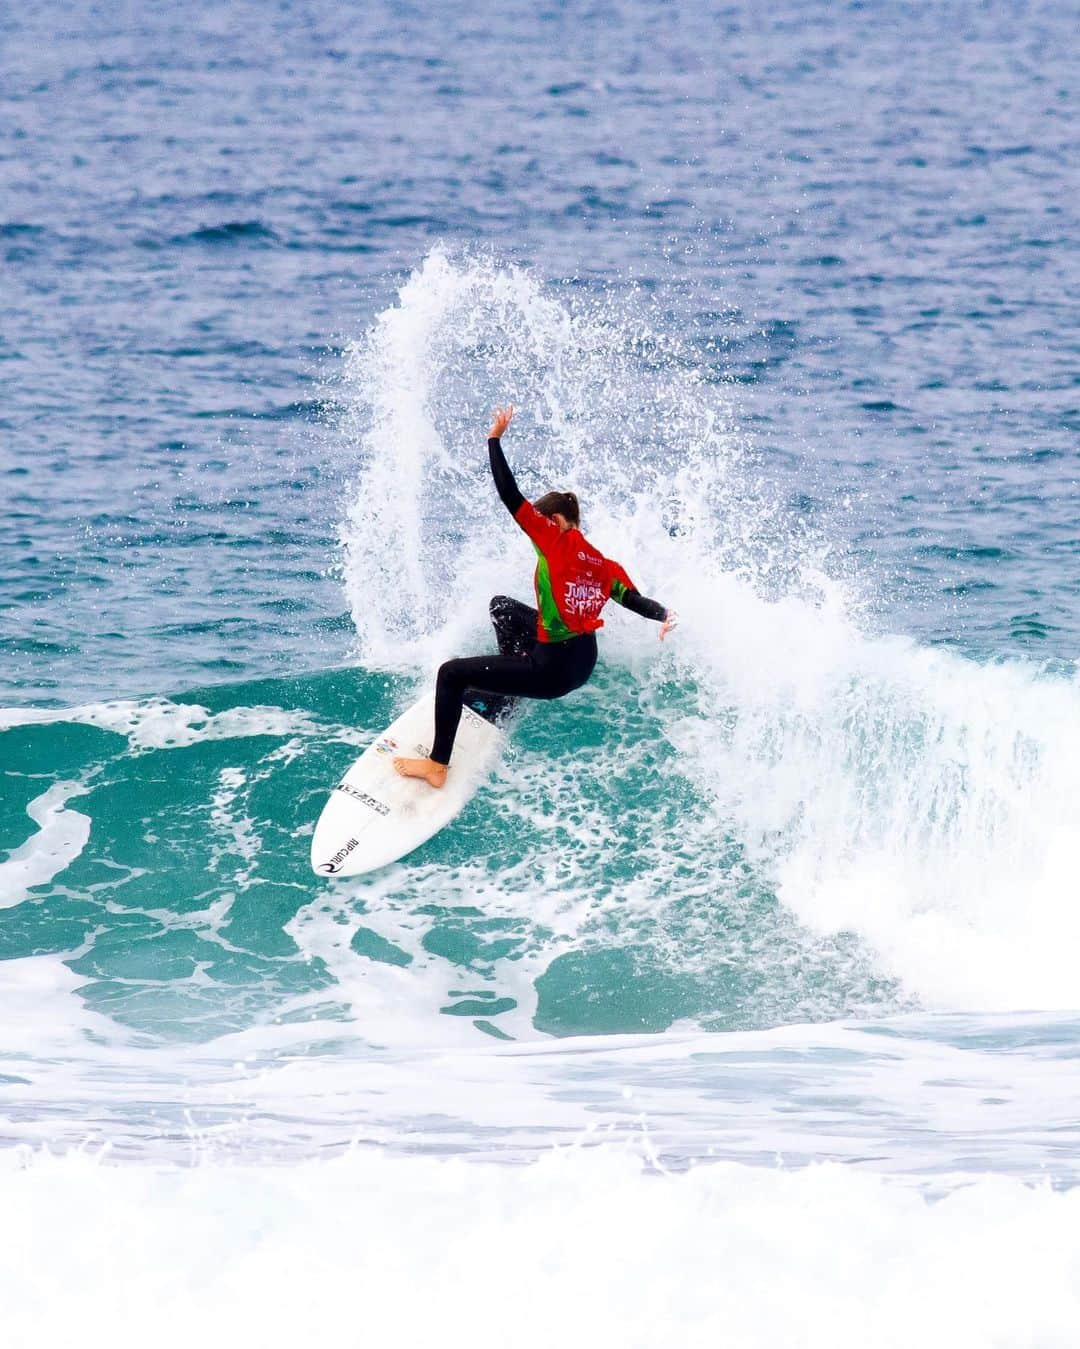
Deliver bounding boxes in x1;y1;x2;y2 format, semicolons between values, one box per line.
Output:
394;406;676;788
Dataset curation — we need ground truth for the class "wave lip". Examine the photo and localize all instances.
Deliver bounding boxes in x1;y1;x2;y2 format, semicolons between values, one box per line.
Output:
332;249;1080;1022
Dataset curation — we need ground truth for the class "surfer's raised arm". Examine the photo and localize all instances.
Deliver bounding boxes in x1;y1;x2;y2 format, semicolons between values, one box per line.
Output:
487;405;524;515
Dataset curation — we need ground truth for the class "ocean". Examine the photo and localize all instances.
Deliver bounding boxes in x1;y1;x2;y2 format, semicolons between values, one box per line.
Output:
2;1;1080;1344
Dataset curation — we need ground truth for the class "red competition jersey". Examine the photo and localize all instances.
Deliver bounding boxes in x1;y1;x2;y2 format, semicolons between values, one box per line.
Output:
512;501;636;643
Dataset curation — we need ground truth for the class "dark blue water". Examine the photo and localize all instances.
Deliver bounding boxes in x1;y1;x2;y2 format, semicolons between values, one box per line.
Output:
3;0;1077;707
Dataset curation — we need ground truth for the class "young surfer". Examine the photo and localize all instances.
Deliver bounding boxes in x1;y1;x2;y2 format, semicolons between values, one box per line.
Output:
394;405;676;788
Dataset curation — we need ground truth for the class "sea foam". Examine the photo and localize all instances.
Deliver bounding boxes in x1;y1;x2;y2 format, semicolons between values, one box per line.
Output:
4;1146;1079;1349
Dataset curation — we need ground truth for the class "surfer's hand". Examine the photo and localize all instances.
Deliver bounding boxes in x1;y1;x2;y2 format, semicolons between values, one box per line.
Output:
659;612;678;641
489;405;515;439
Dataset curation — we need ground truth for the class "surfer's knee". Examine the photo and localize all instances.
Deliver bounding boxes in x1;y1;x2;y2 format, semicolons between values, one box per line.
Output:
436;657;467;692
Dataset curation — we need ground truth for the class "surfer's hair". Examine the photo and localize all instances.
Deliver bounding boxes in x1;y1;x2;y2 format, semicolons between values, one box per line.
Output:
533;490;580;527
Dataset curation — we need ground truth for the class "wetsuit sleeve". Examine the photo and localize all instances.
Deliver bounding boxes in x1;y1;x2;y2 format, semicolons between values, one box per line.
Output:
619;589;668;622
608;561;668;622
489;437;562;550
488;437;525;515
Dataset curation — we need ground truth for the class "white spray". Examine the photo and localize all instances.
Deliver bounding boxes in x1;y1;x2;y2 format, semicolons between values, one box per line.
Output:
336;250;1080;1015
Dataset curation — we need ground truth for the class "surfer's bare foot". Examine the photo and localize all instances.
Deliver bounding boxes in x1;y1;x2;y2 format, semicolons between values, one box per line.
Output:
393;756;448;788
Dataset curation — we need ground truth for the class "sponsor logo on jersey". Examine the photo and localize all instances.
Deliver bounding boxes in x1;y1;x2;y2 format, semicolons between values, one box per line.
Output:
319;836;360;874
335;782;390;816
563;578;605;616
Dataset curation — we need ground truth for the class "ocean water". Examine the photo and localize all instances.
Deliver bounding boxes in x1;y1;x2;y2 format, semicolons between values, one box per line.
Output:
3;1;1080;1344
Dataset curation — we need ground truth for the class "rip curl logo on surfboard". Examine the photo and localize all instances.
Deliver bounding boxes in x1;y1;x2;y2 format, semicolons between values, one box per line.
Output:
319;837;360;874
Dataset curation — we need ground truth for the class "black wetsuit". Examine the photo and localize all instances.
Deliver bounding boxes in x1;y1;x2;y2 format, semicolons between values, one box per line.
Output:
429;439;668;766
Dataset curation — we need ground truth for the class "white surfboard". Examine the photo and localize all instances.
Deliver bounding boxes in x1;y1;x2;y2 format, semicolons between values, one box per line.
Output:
310;693;505;877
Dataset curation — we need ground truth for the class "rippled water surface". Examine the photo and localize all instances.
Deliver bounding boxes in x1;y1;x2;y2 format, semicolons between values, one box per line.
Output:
4;0;1078;704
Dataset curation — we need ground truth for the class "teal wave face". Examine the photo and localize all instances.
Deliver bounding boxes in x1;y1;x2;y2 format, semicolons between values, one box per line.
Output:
0;666;904;1046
